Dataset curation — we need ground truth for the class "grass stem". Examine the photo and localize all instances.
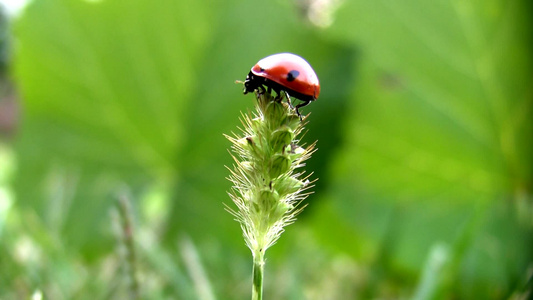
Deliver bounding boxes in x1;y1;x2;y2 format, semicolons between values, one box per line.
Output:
252;250;265;300
117;194;140;300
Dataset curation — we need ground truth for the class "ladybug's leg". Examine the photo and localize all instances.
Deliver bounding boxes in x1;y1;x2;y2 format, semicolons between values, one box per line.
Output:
283;91;295;110
272;88;284;103
295;100;312;120
285;92;305;120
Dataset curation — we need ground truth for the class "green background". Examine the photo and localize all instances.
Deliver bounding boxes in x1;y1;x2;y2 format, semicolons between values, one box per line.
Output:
0;0;531;299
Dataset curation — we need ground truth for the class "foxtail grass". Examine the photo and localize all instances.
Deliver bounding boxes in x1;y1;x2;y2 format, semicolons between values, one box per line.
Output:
225;92;316;300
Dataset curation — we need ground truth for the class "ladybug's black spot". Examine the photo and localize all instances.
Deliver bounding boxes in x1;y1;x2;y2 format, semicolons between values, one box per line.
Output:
260;68;265;72
286;70;300;82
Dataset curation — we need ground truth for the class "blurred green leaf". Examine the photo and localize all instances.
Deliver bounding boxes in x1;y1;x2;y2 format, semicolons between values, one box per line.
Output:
311;0;533;297
329;0;532;203
13;0;214;256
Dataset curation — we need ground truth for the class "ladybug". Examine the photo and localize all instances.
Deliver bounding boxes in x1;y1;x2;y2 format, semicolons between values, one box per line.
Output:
243;53;320;117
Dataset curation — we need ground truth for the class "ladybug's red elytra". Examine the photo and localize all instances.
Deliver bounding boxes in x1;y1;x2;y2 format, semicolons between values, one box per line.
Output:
243;53;320;117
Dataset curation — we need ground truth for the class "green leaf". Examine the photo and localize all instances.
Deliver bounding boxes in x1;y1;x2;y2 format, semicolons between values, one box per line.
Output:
13;0;214;256
313;0;533;297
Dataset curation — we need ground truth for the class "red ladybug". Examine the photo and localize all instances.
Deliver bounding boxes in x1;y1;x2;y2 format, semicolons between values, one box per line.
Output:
243;53;320;117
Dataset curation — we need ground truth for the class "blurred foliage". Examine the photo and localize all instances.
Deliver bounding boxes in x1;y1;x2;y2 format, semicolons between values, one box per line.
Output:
0;0;531;299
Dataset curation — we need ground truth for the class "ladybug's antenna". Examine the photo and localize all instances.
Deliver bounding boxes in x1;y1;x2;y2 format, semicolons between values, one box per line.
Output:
235;80;244;84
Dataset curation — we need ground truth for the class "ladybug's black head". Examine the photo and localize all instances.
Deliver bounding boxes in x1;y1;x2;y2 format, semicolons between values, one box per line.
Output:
243;71;269;95
243;71;257;95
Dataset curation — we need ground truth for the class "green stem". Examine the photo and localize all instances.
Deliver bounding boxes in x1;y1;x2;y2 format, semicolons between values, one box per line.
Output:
252;250;265;300
117;194;140;300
